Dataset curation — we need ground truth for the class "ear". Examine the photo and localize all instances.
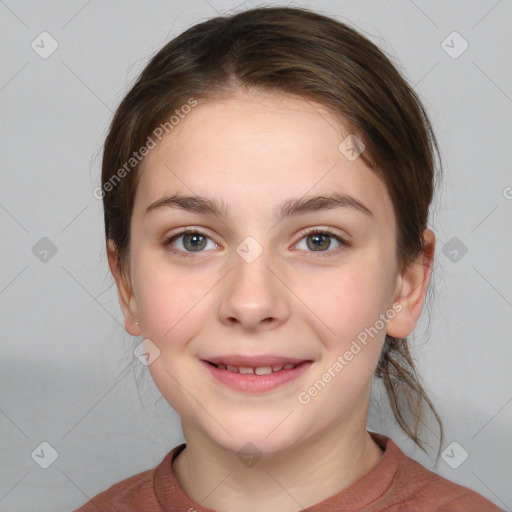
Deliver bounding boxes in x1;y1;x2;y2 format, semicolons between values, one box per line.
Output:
107;240;141;337
386;229;435;338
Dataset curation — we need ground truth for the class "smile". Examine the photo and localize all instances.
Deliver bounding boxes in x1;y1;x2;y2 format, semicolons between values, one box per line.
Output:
201;357;313;393
207;361;299;374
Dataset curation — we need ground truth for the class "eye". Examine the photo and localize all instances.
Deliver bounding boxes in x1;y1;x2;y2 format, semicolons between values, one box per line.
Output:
163;227;349;258
164;229;218;257
294;228;349;256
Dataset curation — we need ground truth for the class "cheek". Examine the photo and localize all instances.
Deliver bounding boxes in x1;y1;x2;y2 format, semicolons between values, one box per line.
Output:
132;253;210;348
298;266;390;409
304;261;391;347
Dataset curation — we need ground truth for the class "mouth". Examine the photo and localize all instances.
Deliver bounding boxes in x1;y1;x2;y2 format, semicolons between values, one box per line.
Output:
201;355;313;393
205;361;303;375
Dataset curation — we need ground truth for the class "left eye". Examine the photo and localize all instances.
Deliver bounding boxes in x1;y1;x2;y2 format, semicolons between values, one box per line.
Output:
164;228;347;257
295;229;347;253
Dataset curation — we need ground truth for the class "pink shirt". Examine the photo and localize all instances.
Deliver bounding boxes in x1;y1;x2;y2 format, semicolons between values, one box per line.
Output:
74;432;502;511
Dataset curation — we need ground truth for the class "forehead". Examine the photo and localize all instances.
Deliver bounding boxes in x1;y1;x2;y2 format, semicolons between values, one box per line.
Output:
134;91;395;226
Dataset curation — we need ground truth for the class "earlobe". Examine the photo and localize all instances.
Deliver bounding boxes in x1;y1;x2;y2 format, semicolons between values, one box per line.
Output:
386;229;435;339
107;240;141;337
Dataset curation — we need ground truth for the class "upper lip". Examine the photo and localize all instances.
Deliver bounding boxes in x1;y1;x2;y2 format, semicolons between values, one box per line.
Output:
203;355;311;367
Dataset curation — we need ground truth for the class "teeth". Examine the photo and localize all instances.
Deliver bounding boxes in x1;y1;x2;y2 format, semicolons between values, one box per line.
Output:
255;366;272;375
214;362;299;374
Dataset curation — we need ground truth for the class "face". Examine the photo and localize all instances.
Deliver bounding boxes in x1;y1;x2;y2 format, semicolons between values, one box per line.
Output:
111;90;428;456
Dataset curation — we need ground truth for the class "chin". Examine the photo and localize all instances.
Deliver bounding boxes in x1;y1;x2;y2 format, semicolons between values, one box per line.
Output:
203;418;303;458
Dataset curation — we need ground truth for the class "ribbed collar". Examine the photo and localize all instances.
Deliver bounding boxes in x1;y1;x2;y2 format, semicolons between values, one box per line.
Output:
154;432;398;511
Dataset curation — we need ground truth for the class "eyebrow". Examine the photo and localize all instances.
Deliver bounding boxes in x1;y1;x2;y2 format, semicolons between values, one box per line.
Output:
144;192;374;221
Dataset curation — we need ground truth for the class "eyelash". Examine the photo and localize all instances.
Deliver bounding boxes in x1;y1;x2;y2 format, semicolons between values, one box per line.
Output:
163;227;349;259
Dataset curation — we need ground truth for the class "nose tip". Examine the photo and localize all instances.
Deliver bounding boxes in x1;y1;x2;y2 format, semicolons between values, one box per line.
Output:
218;253;289;331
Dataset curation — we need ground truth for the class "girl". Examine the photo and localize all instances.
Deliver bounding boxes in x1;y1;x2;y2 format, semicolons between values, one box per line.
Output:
76;6;502;511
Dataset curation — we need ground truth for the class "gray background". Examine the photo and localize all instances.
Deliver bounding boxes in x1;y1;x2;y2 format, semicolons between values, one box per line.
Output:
1;0;511;510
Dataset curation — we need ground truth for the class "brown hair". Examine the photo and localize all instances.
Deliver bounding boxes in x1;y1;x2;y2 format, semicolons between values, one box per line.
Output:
102;6;443;457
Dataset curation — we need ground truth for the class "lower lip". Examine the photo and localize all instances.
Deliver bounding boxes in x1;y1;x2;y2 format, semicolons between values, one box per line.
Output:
202;360;313;393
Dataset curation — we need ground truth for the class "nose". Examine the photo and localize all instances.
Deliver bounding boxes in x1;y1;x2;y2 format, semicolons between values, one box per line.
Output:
217;247;290;331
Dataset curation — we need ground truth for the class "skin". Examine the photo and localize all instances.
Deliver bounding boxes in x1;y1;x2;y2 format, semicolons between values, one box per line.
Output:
108;89;435;511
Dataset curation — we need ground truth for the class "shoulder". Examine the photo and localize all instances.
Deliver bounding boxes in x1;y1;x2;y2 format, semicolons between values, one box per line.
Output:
73;467;160;511
73;444;187;511
389;440;503;511
405;469;502;511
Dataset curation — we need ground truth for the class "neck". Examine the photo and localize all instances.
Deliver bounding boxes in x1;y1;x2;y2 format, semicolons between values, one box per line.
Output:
172;423;384;512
